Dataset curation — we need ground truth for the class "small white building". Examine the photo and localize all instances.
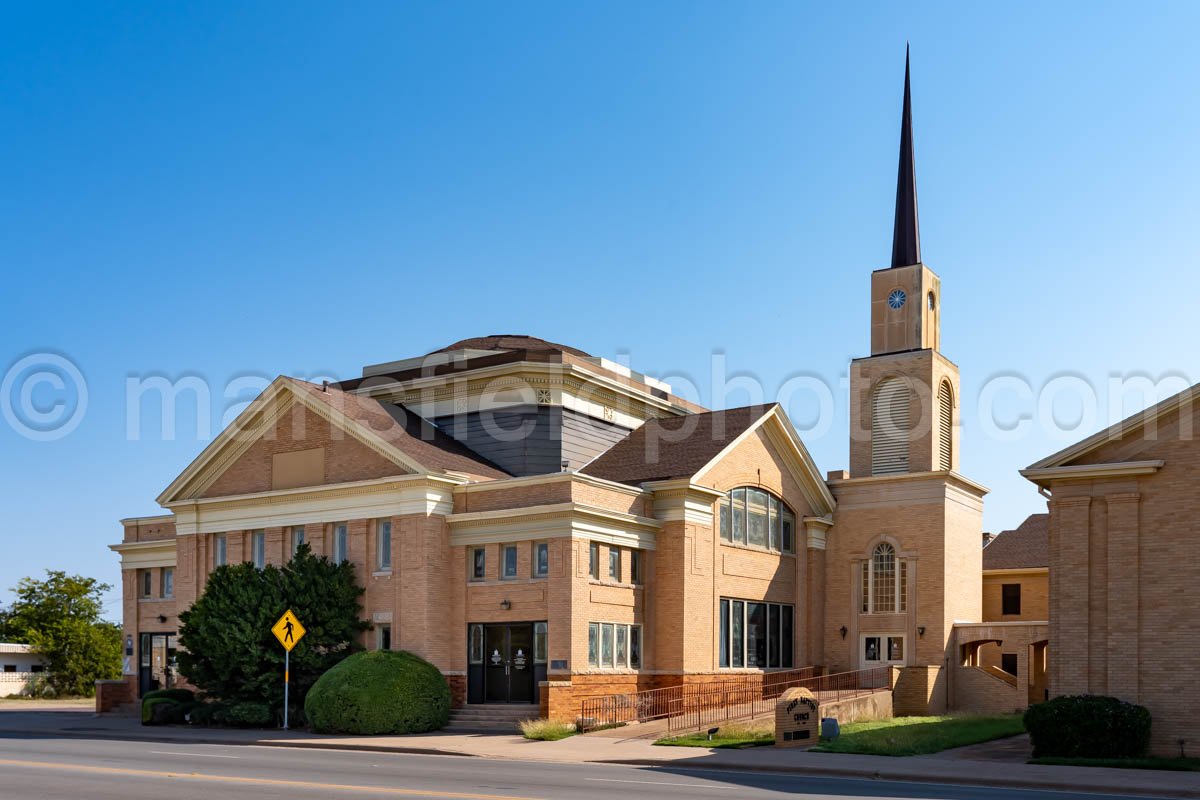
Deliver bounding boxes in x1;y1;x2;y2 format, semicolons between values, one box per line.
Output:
0;643;46;696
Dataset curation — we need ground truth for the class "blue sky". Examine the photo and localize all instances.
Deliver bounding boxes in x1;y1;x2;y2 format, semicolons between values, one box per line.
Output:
2;2;1198;617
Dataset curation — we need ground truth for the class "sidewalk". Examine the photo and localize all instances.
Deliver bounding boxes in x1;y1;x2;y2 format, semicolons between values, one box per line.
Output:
1;708;1195;798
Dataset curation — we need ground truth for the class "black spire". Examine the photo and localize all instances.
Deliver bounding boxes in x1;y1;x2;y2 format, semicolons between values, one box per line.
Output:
890;44;921;268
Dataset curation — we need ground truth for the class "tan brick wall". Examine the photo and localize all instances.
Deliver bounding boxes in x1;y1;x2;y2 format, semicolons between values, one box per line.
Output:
954;666;1025;714
982;571;1048;622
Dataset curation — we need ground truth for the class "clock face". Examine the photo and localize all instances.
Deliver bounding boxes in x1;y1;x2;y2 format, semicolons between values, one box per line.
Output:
888;289;907;310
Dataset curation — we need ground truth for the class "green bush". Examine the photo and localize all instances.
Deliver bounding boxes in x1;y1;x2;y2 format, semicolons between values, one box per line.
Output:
141;697;171;725
218;701;274;728
142;688;195;705
187;702;220;726
142;697;192;725
1025;695;1151;759
304;650;449;735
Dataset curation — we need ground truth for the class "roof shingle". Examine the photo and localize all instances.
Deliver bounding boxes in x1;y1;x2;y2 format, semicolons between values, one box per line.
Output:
983;513;1049;571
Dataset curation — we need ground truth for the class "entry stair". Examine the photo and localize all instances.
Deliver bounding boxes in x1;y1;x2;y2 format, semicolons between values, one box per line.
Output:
444;704;538;733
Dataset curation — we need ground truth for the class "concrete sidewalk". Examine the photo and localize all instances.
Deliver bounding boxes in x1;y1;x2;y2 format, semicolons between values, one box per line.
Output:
0;708;1195;798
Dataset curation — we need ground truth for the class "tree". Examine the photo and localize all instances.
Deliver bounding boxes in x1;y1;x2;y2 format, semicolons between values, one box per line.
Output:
177;545;369;723
1;571;122;696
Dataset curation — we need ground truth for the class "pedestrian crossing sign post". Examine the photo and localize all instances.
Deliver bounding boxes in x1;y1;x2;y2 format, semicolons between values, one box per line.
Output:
271;610;306;729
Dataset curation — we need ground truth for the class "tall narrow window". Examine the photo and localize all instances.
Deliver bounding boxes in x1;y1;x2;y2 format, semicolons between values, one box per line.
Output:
630;550;643;585
731;488;747;545
377;624;391;651
213;533;227;567
332;523;348;563
251;530;265;568
376;519;392;571
534;543;549;577
290;526;306;558
161;567;174;599
719;598;730;668
502;545;518;579
1002;583;1022;615
471;547;486;581
867;543;904;614
938;381;953;471
140;570;152;598
588;623;599;667
747;489;769;548
871;377;912;476
589;542;600;580
534;622;548;664
609;547;621;581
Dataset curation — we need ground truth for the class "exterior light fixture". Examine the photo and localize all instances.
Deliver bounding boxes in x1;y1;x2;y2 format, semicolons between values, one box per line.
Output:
917;626;926;637
839;626;848;639
157;614;168;624
500;599;511;610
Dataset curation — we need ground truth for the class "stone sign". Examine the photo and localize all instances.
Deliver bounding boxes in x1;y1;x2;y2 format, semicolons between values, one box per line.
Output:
775;686;819;748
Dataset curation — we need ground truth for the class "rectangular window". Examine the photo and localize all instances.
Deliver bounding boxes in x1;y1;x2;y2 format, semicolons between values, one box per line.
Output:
252;529;265;568
376;519;392;571
213;534;227;567
502;545;518;579
629;626;641;669
1002;583;1022;616
469;625;484;664
534;543;549;577
589;542;600;580
332;523;348;563
161;567;174;599
861;562;869;613
747;489;768;548
888;635;904;662
720;598;794;671
731;488;747;545
630;550;643;585
768;495;781;551
588;623;600;667
719;496;731;541
781;508;795;553
615;625;628;667
609;547;621;581
600;623;614;667
140;570;152;598
1001;653;1018;675
534;622;547;664
290;526;306;558
898;561;908;612
471;547;486;581
862;634;905;665
377;624;391;651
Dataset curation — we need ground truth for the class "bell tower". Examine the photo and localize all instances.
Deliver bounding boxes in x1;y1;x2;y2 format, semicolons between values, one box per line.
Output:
848;45;960;479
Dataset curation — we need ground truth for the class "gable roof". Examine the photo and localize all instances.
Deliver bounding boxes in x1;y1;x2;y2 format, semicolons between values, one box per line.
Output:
983;513;1049;571
428;335;591;359
1026;382;1200;471
158;376;507;505
582;404;836;516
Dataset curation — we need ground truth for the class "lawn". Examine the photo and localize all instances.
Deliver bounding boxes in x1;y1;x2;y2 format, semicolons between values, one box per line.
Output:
656;721;775;749
811;714;1025;756
1031;756;1200;772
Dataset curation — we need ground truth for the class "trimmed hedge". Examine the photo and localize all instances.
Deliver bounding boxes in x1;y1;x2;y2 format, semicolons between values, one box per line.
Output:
143;688;195;705
304;650;449;735
1025;695;1151;759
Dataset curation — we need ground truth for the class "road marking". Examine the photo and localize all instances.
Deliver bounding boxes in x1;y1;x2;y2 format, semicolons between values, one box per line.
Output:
149;750;240;759
585;777;713;788
0;758;543;800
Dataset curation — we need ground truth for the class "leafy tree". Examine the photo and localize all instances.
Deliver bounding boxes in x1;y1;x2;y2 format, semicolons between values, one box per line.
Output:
1;571;122;696
177;545;369;723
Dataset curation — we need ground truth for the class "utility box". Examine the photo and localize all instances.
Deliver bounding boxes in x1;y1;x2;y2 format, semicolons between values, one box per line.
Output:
775;687;820;748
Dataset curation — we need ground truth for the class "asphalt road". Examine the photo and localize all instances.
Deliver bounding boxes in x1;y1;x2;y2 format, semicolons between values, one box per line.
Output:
0;734;1172;800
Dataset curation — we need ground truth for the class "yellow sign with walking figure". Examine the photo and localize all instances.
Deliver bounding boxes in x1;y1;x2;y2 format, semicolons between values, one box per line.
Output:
272;610;306;652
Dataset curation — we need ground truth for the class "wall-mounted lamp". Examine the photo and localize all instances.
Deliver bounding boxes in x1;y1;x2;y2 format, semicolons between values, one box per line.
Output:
839;626;848;639
157;614;168;624
500;599;511;611
917;626;926;638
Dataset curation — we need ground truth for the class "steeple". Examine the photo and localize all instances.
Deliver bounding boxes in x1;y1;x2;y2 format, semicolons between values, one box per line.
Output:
890;44;921;269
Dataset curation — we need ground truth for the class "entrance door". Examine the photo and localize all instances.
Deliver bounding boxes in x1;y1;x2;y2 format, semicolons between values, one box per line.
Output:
482;624;536;703
138;633;177;697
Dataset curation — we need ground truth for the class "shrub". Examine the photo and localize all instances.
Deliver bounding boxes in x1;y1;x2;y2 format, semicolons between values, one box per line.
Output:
142;688;195;705
304;650;449;735
141;697;192;725
520;719;576;741
187;702;220;726
1025;695;1151;759
218;701;274;728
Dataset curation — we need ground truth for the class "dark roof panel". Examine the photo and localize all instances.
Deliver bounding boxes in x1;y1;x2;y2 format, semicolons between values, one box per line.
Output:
429;335;591;359
983;513;1049;571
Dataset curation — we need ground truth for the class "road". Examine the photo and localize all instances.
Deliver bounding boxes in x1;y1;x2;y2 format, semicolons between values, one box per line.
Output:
0;735;1172;800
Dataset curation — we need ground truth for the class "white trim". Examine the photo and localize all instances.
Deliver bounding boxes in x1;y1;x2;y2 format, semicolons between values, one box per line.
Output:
982;567;1049;576
1019;460;1164;487
455;470;648;500
109;540;177;569
448;503;659;550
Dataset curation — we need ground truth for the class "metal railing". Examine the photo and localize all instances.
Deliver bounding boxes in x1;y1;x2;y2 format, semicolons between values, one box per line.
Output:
577;666;891;733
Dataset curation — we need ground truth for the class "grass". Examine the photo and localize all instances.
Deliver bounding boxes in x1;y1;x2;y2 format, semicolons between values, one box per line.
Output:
1030;756;1200;772
656;721;775;749
519;718;577;741
811;714;1026;757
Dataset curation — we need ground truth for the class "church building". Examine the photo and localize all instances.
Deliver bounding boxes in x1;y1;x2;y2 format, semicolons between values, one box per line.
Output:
107;52;995;722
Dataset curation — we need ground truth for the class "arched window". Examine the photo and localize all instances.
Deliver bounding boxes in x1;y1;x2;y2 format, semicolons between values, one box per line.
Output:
861;542;908;614
937;381;953;471
871;377;912;476
718;487;795;554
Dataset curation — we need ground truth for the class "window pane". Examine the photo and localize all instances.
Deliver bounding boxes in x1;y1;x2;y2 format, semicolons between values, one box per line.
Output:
732;489;746;544
588;623;599;667
767;604;780;668
719;599;730;668
253;530;265;568
888;636;904;661
503;545;517;578
719;497;731;541
629;626;641;669
378;520;392;569
334;525;348;563
747;490;768;548
609;548;620;580
861;562;869;613
746;602;767;667
616;625;628;668
469;625;484;663
898;560;908;612
781;605;794;668
291;526;305;558
864;636;881;662
472;547;486;579
214;535;226;567
601;624;614;667
162;568;174;598
630;550;642;584
872;544;896;613
535;543;549;576
782;509;794;553
534;622;547;663
768;496;780;551
731;601;744;668
590;543;599;579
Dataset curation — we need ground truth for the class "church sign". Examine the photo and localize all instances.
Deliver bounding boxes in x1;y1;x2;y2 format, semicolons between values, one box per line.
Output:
775;686;820;748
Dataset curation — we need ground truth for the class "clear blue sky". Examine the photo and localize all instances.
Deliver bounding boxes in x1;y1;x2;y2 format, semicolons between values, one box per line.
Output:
3;2;1198;618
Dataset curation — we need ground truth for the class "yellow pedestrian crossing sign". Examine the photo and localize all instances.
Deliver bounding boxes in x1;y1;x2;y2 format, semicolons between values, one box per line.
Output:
272;610;305;652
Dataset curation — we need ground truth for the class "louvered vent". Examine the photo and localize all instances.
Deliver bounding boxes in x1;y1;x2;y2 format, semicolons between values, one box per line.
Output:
938;381;953;471
871;378;911;476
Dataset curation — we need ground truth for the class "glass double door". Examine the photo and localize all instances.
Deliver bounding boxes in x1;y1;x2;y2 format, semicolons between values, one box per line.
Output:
484;624;534;704
138;632;177;697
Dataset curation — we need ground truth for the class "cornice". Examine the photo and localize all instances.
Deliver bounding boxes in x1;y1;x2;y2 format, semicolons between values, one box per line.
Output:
1020;460;1164;488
